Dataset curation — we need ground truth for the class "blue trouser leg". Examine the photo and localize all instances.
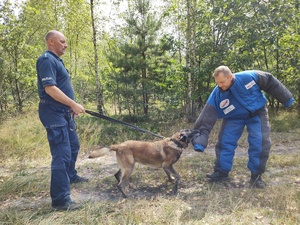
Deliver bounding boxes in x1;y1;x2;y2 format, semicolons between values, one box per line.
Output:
47;125;72;205
246;116;262;175
214;119;244;173
67;115;80;181
246;108;271;175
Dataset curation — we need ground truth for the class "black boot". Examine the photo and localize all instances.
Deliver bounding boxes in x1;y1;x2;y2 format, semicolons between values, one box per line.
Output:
206;170;229;181
250;173;265;188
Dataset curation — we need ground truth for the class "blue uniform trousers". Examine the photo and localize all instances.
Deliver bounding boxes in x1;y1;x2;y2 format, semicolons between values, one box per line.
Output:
39;100;79;206
214;107;271;175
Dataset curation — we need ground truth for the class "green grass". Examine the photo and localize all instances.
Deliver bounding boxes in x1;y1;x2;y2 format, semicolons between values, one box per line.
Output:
0;109;299;224
269;110;300;132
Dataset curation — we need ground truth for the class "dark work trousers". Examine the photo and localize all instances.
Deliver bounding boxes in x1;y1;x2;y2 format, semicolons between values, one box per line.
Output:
214;107;271;176
39;100;80;206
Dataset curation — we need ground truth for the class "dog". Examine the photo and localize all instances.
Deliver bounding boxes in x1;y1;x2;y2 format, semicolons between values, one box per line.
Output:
88;129;191;198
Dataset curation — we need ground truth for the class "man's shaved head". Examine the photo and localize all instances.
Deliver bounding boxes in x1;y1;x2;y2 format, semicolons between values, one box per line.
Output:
45;30;67;57
45;30;63;42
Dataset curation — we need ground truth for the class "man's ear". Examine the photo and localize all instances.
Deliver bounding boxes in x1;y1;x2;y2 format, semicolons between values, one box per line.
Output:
48;37;55;46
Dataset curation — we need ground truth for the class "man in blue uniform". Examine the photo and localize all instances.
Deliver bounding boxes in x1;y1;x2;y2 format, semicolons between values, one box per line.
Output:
37;30;88;210
190;66;294;188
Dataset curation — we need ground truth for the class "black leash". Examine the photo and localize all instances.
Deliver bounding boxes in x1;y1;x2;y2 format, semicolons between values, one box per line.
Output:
85;110;164;139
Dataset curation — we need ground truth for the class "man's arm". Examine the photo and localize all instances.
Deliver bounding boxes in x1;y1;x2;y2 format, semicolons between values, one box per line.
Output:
191;103;218;152
45;85;85;115
255;71;294;107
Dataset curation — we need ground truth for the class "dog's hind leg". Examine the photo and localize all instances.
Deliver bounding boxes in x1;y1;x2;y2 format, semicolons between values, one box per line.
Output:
117;166;134;198
163;165;181;194
117;183;128;198
114;169;121;183
116;152;135;198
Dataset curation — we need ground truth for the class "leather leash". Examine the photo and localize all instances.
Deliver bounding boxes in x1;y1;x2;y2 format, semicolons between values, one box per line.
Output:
85;110;164;139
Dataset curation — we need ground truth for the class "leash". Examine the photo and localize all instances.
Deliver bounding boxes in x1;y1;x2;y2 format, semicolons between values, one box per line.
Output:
85;110;164;139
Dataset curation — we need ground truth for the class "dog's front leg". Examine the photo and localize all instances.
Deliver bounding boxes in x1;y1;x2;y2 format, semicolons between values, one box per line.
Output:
163;168;174;182
163;165;181;194
173;177;181;194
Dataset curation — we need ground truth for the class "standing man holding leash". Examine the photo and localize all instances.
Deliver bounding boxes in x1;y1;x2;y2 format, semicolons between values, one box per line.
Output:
36;30;88;210
190;65;294;188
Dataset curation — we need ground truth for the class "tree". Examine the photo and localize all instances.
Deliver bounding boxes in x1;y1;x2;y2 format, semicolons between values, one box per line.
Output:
0;0;43;111
105;0;164;115
90;0;104;114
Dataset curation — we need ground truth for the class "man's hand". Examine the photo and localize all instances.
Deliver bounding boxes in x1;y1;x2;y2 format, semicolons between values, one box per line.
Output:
71;102;85;116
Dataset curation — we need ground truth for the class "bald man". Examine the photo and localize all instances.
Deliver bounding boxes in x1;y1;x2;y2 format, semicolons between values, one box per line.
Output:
36;30;87;211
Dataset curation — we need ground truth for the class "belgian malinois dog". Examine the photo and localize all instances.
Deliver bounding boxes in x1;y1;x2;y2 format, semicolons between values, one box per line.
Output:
89;130;191;198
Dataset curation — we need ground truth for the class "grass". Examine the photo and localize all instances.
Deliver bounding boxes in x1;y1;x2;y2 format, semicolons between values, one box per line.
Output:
0;108;299;224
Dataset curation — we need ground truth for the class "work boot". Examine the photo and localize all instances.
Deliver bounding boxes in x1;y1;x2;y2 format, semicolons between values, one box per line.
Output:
70;175;89;184
206;170;229;181
52;200;82;211
250;173;265;188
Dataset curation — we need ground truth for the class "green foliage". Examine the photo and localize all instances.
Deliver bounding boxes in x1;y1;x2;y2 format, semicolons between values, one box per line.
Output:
0;0;299;116
0;0;93;112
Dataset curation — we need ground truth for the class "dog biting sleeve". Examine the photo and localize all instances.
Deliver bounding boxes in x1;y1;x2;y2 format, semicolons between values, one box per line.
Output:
192;103;218;150
254;70;294;107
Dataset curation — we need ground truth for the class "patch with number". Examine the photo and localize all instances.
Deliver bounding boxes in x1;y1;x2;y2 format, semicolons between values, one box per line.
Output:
223;105;235;114
220;99;230;109
245;80;256;89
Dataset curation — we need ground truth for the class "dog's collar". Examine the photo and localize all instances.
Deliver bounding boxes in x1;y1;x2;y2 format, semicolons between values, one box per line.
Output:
171;138;184;148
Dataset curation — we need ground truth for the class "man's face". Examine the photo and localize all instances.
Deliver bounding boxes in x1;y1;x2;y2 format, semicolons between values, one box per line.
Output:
50;33;67;57
215;72;233;91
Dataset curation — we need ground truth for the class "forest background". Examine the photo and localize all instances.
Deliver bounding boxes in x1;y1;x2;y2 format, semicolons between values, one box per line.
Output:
1;0;300;120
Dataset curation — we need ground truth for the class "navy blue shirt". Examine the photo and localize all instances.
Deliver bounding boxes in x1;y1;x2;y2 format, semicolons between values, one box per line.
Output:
36;50;74;101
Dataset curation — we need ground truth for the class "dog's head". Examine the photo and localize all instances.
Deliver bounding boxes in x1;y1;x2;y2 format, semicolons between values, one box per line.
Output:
170;129;193;149
179;129;194;143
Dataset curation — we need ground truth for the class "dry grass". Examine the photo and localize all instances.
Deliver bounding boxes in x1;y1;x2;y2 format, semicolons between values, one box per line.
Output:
0;109;299;225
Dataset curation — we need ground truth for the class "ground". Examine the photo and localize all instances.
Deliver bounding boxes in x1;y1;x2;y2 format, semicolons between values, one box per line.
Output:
2;136;299;211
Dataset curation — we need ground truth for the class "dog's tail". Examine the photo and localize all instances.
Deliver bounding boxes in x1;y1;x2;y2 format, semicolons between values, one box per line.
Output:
88;147;110;158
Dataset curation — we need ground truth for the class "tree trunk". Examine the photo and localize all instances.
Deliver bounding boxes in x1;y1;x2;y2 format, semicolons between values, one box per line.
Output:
90;0;104;114
141;52;148;115
185;0;192;120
